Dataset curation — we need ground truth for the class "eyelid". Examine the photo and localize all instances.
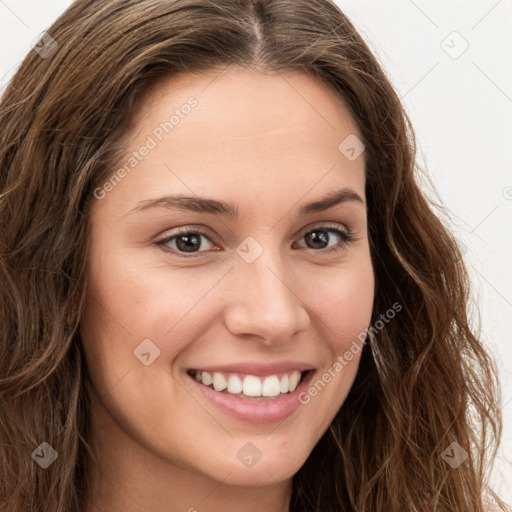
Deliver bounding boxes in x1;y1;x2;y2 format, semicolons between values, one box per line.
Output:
156;221;351;240
301;221;351;235
154;221;356;257
154;226;218;254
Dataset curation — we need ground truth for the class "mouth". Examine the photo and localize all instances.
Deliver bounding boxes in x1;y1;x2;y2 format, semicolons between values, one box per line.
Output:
186;366;316;423
187;368;310;400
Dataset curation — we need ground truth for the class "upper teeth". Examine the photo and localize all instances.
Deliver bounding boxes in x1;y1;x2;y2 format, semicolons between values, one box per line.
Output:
193;370;302;397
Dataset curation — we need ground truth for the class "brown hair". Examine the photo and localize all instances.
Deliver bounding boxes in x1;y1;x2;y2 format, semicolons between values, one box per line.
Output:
0;1;508;511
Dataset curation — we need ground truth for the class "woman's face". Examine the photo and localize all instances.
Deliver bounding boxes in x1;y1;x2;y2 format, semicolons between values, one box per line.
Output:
80;67;374;492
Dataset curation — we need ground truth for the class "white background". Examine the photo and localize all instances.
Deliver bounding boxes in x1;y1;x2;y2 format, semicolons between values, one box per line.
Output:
1;0;511;504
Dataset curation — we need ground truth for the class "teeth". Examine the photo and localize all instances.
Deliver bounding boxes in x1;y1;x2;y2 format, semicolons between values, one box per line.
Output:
279;374;289;394
212;372;227;391
192;369;305;398
201;371;212;386
289;370;301;392
261;375;281;397
243;375;262;396
227;374;243;394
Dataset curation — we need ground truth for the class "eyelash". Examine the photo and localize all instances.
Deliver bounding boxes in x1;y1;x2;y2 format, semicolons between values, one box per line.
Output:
154;224;356;258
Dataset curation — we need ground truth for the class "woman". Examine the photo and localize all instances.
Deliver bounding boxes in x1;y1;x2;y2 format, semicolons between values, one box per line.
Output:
0;1;508;511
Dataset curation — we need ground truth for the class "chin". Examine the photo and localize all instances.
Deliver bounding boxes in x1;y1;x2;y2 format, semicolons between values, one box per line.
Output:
193;437;312;487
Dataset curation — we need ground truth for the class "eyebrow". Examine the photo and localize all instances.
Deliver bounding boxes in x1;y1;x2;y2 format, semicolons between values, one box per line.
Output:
125;187;365;219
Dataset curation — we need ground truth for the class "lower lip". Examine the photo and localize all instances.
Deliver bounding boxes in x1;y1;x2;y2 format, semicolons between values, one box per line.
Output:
188;370;315;424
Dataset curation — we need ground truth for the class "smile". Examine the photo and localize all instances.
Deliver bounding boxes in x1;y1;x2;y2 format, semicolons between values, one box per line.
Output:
186;367;316;423
189;369;303;398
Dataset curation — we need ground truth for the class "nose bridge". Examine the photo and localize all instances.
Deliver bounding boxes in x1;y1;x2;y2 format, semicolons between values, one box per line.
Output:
223;237;308;341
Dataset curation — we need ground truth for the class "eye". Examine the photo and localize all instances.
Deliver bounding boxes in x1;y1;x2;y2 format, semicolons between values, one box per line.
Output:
294;225;355;254
154;224;356;257
155;227;217;256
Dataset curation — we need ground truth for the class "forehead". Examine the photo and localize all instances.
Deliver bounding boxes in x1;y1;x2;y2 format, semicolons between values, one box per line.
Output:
99;67;366;213
136;66;361;140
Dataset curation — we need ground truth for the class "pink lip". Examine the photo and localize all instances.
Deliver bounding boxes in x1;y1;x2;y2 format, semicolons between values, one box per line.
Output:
188;369;315;424
189;360;315;377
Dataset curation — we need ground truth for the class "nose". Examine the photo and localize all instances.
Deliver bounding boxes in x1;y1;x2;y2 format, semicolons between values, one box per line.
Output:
222;246;310;345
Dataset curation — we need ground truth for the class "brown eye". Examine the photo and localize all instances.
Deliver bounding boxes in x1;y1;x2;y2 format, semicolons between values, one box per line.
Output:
294;226;355;254
174;233;204;253
156;229;216;255
155;225;355;258
304;229;330;249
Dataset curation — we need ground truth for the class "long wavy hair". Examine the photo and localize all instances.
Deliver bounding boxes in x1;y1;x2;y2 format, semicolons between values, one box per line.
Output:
0;1;508;511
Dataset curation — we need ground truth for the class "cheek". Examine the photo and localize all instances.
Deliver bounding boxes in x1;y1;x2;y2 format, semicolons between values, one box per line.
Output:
306;257;375;349
80;242;208;347
289;257;373;422
78;250;232;425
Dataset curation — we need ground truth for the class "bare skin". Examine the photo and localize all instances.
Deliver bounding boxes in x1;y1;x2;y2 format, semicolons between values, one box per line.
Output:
81;66;375;512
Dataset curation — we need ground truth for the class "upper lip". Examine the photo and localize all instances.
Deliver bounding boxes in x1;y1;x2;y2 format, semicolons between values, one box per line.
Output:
188;361;316;376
